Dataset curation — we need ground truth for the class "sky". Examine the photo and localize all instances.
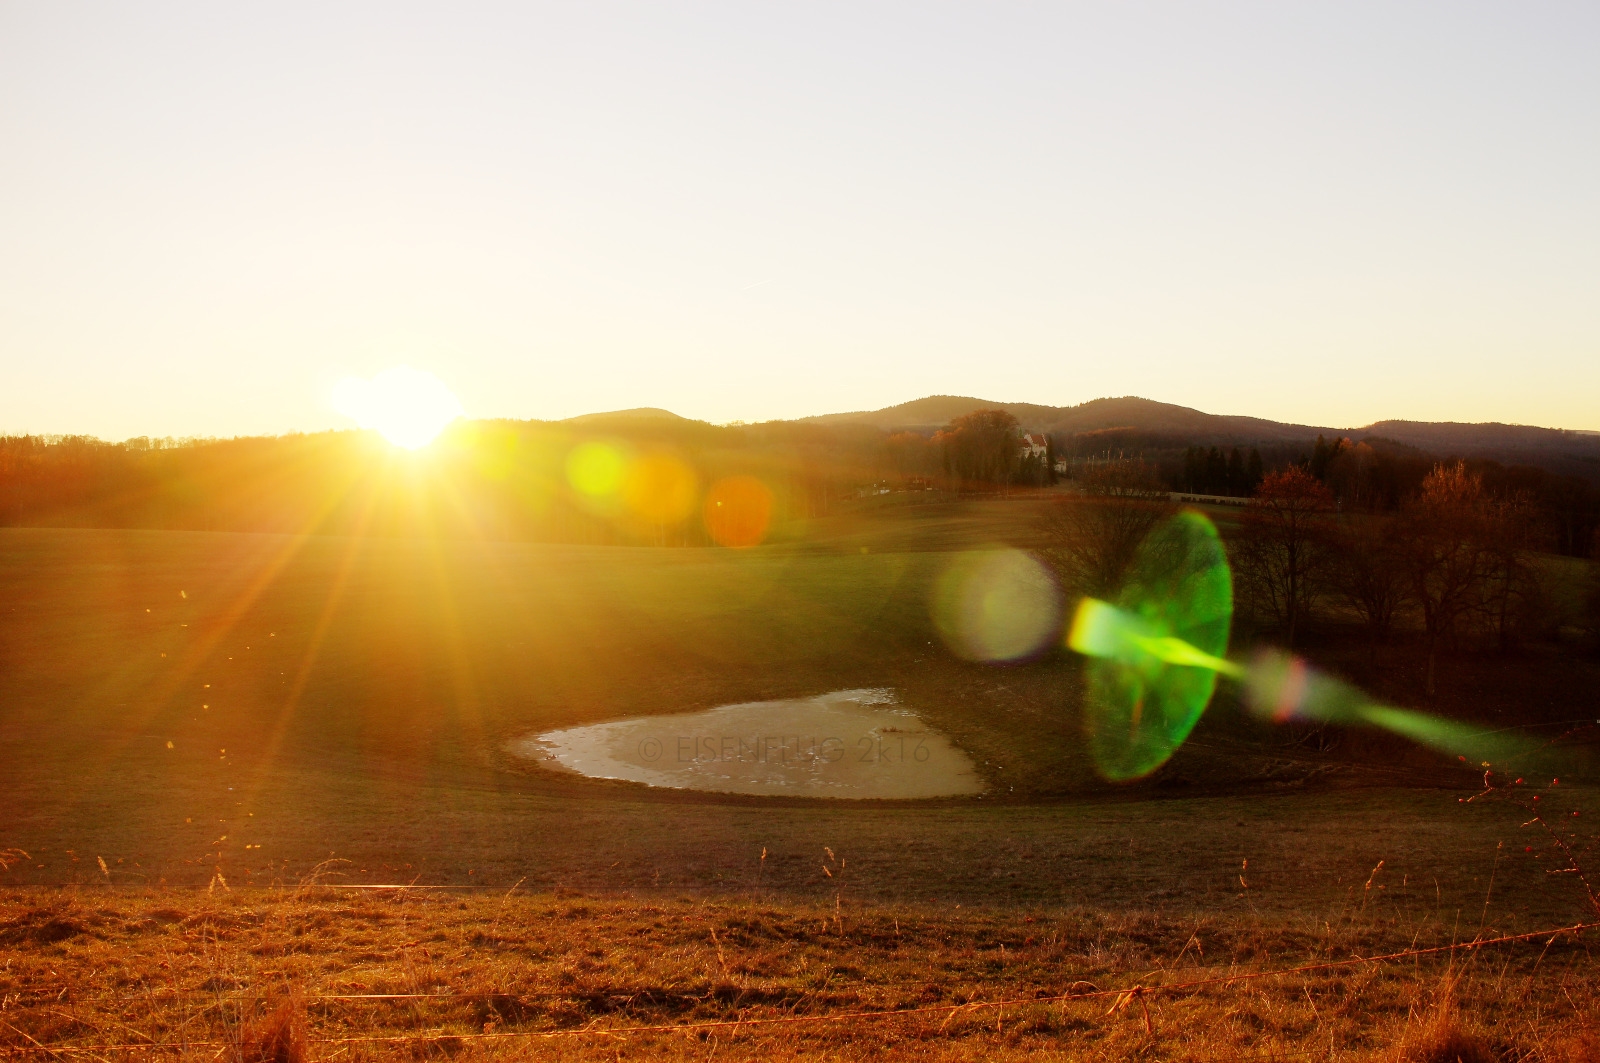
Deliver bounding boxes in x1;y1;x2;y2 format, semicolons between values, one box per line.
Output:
3;1;1598;440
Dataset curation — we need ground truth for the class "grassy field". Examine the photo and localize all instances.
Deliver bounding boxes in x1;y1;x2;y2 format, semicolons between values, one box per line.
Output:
4;887;1599;1061
3;505;1599;1058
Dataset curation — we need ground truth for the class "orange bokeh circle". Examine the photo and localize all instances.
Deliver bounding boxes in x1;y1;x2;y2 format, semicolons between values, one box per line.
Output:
623;452;699;525
704;475;774;548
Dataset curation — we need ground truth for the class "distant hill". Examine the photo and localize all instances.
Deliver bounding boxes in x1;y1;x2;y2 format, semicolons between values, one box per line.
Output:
802;395;1070;432
802;394;1330;443
562;407;690;426
1360;419;1594;454
1354;420;1600;481
797;395;1600;481
524;396;1600;482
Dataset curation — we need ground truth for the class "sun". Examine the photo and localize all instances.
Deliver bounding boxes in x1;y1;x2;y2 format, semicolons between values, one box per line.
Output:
331;367;464;449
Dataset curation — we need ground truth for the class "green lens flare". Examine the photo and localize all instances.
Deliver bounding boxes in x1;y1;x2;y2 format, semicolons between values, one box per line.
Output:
1070;590;1537;771
1070;599;1245;678
1243;649;1536;766
1064;511;1550;778
1076;510;1234;782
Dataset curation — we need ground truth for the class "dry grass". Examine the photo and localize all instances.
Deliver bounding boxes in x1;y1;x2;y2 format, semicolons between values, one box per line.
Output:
238;994;308;1063
1382;973;1497;1063
4;520;1599;1060
1;887;1597;1061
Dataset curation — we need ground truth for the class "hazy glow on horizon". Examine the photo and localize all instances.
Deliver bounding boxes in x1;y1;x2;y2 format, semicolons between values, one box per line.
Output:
330;367;463;449
2;3;1598;438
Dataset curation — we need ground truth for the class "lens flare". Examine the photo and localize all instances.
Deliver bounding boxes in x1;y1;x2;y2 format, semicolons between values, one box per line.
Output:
330;367;462;449
623;452;698;525
933;549;1062;662
1243;648;1536;765
704;475;774;548
453;421;521;481
1064;509;1559;777
1069;598;1244;678
1070;586;1540;774
567;442;628;498
1077;510;1233;782
1075;612;1542;772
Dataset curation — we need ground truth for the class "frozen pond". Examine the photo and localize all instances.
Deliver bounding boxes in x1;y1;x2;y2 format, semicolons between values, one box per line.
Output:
508;689;985;798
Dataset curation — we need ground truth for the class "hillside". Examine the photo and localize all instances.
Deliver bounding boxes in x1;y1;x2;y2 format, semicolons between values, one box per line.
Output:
799;395;1600;478
1360;419;1600;481
801;395;1073;432
804;394;1335;442
560;407;695;426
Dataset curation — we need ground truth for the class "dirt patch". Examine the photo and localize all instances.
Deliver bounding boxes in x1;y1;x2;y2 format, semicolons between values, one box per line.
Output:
509;689;985;798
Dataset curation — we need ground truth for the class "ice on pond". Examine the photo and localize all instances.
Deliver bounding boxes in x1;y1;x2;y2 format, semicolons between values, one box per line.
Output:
508;689;984;798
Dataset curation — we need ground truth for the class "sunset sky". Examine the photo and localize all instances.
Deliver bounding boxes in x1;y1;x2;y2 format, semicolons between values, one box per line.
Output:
3;2;1598;440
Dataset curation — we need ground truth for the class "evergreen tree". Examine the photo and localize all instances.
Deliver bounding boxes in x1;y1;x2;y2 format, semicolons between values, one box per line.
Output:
1309;435;1346;482
1206;447;1226;493
1183;447;1201;492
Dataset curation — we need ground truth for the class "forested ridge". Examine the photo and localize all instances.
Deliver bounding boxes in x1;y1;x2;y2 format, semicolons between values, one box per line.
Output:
3;403;1598;558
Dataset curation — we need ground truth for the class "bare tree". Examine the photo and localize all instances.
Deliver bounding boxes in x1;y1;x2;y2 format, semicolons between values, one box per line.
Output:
1397;462;1498;697
1233;466;1335;647
1585;556;1600;655
1328;515;1410;655
1039;459;1176;599
1479;493;1541;650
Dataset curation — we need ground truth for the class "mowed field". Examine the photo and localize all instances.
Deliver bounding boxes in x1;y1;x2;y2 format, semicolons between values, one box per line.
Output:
4;503;1600;1059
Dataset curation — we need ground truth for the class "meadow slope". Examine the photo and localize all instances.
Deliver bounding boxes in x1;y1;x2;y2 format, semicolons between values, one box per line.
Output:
3;505;1600;1059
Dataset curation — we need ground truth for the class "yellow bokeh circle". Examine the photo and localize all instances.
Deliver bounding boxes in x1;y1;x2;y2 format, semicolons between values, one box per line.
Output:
567;441;628;498
932;549;1063;662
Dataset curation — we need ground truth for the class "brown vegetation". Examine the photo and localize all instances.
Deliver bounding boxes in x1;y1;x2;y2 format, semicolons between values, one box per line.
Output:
1216;458;1588;700
934;409;1024;489
1330;516;1411;652
2;887;1597;1061
1234;466;1336;647
4;450;1600;1060
0;420;937;546
1038;460;1174;599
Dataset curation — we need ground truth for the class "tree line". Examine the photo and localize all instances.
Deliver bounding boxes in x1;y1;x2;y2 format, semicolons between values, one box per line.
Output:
4;410;1598;573
1090;430;1600;561
1232;461;1569;696
0;421;905;545
1041;457;1600;700
1179;445;1264;496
